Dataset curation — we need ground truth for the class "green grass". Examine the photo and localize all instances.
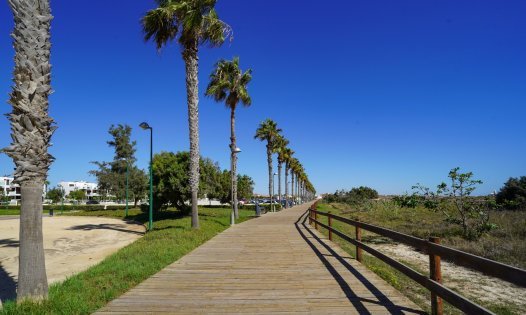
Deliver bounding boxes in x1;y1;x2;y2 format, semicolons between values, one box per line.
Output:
314;201;524;315
0;209;74;216
1;207;254;315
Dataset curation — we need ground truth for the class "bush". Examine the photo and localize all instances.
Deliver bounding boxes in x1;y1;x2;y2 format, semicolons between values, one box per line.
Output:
392;193;422;208
0;205;128;212
496;176;526;210
324;187;378;205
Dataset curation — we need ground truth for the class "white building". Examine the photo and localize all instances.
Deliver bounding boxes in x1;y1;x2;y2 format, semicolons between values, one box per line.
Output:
58;181;99;200
0;176;46;204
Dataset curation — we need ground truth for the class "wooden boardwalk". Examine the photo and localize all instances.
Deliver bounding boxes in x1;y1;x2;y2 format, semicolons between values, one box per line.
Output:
96;203;423;314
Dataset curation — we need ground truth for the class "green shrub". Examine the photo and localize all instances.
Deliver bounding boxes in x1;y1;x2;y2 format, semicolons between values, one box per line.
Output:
496;176;526;210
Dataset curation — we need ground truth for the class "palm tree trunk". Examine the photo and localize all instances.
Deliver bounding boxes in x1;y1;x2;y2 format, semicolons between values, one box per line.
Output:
6;0;55;302
266;144;272;209
291;171;294;206
284;163;288;209
182;41;200;229
18;181;48;301
277;162;282;210
230;107;239;219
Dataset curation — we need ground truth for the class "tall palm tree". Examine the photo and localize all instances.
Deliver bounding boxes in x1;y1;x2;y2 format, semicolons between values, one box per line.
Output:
254;119;282;205
282;147;294;208
142;0;231;229
205;57;252;219
292;160;303;204
289;158;298;205
5;0;56;301
274;136;289;209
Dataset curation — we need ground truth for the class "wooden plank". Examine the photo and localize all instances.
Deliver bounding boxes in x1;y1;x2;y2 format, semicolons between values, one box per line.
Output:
95;203;421;314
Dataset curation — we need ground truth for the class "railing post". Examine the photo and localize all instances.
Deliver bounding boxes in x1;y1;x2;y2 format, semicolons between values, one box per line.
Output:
328;211;333;241
314;211;318;230
355;220;363;263
429;237;443;315
308;208;312;225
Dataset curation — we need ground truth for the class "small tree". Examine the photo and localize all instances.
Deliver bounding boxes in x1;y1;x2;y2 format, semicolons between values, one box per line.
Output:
237;175;255;201
416;168;495;240
46;187;64;204
68;190;86;202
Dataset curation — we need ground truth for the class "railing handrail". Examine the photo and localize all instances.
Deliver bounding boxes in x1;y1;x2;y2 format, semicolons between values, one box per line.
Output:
312;209;526;287
308;205;526;315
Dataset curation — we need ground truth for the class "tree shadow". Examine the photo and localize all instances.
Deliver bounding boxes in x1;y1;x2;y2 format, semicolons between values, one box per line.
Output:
0;238;19;248
66;223;145;236
295;210;425;315
0;264;17;303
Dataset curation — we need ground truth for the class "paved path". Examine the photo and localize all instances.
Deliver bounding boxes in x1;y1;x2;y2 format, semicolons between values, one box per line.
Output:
96;203;423;314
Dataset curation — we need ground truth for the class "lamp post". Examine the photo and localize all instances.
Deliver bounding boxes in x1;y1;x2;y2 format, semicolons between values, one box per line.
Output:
272;172;277;212
139;122;153;231
287;181;291;208
120;158;129;217
60;185;64;215
230;146;241;226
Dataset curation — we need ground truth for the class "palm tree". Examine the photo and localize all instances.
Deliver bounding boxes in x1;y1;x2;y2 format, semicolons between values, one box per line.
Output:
254;119;282;205
292;160;303;204
5;0;56;301
274;136;289;209
142;0;231;229
289;158;298;205
205;57;252;219
281;147;294;208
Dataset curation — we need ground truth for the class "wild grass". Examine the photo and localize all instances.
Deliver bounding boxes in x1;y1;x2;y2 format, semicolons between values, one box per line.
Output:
1;207;253;315
315;201;525;314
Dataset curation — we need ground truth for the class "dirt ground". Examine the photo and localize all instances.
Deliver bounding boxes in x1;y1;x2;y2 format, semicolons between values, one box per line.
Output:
371;243;526;310
0;216;145;301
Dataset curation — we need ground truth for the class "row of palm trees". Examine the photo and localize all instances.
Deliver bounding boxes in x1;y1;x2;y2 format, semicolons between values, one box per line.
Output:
4;0;311;303
255;119;316;208
4;0;248;302
142;0;243;229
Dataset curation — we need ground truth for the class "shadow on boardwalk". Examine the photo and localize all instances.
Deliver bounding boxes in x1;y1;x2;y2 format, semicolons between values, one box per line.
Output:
96;202;423;314
295;210;425;315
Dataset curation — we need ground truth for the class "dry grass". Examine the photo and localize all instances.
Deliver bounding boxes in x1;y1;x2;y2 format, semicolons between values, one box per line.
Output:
315;201;526;314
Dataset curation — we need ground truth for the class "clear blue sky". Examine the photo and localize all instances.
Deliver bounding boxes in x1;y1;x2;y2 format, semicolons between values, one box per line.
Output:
1;0;525;195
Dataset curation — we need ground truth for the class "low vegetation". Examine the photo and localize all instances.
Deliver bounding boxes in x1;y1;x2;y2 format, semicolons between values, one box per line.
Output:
315;201;525;314
0;207;254;314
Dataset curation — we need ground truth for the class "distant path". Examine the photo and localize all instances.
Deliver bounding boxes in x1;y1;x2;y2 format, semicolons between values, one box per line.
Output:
96;202;422;314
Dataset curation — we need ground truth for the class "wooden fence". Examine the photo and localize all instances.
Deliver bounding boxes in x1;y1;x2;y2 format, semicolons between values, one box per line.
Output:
307;203;526;315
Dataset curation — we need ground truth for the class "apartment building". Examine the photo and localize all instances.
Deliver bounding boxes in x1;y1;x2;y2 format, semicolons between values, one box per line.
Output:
58;181;100;200
0;176;46;204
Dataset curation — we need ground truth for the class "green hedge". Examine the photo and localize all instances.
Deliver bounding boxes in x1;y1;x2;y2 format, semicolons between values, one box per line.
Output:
1;203;284;212
0;205;128;212
201;204;283;211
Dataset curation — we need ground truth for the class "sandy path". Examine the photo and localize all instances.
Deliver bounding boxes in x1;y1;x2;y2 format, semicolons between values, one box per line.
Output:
370;242;526;309
0;216;145;301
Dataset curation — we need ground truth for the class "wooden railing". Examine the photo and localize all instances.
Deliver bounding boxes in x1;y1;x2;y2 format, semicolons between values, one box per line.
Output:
307;203;526;315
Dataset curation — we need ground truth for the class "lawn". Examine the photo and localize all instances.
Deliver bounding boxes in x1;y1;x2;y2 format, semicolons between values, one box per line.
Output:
314;201;525;315
1;207;254;315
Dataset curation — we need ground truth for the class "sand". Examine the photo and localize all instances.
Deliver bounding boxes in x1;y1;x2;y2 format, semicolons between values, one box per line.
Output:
0;216;145;301
371;242;526;309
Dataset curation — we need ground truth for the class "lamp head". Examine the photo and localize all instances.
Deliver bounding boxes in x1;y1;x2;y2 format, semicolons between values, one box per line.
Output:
232;147;242;154
139;122;151;130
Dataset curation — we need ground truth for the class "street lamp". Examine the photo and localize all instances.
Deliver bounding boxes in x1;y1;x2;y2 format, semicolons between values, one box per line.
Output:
230;146;241;226
120;158;129;217
139;122;153;231
272;172;277;212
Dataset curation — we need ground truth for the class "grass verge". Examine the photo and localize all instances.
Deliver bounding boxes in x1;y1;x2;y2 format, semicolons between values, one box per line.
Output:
1;207;254;314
